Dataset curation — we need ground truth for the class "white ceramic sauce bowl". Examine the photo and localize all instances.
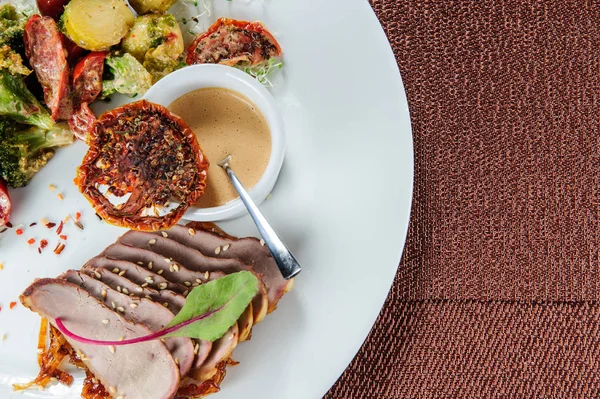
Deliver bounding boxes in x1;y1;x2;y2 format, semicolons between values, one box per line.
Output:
144;64;285;221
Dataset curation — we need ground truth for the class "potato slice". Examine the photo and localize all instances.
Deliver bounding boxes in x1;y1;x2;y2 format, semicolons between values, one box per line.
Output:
61;0;134;51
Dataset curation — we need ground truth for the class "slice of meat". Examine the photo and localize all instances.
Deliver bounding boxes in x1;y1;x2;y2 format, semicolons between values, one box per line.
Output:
82;265;185;312
103;243;226;292
172;223;293;313
75;100;210;231
23;15;72;120
61;270;194;377
81;265;213;368
189;323;239;383
88;256;188;295
237;303;253;342
186;18;282;67
20;278;180;399
118;230;269;323
68;103;97;142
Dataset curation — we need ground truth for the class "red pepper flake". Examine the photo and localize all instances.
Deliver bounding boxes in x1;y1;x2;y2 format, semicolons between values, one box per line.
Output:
9;302;16;309
15;228;23;236
75;212;82;221
56;221;64;235
45;222;56;229
5;222;12;228
0;306;2;311
40;239;48;249
27;238;36;245
54;243;65;255
59;235;67;240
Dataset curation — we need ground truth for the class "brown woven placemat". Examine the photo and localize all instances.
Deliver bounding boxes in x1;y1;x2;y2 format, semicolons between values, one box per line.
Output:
325;0;599;397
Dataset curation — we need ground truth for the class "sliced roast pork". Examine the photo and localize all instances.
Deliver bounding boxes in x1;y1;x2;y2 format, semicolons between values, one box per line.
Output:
188;323;239;383
20;279;180;399
81;265;214;368
118;231;269;323
61;270;194;377
163;223;293;313
87;256;187;295
103;243;226;292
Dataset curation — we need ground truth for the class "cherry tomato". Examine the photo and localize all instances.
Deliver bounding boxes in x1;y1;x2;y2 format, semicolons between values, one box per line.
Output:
36;0;71;20
0;179;11;227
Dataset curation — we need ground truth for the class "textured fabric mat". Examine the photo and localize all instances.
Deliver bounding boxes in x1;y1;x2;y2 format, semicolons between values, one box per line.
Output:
326;0;599;397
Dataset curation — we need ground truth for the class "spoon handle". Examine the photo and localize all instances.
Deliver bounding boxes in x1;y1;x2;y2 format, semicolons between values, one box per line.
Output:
223;166;302;280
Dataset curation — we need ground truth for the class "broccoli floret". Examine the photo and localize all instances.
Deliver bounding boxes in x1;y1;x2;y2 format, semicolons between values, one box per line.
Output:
0;72;54;129
0;119;74;188
100;53;153;98
0;5;28;75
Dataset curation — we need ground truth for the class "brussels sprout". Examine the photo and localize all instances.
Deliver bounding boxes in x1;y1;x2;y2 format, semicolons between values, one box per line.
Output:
121;13;184;82
128;0;177;15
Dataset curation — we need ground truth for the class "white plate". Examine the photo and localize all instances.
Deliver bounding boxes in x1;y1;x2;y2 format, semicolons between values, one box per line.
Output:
0;0;413;398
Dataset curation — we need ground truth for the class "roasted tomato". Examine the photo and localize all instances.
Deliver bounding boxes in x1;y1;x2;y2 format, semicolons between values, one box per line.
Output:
186;18;282;67
75;100;209;231
0;178;11;227
36;0;70;20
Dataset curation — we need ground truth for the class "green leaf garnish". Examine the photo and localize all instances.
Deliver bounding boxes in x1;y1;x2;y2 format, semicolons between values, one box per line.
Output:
165;270;259;341
55;271;259;345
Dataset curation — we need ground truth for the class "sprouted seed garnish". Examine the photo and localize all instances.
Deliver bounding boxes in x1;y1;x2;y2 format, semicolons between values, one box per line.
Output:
236;58;284;88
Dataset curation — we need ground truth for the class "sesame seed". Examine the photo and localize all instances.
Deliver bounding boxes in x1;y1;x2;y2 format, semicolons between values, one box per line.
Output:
193;343;199;354
164;258;171;264
119;336;124;341
0;263;3;271
157;269;164;275
118;270;126;276
148;239;156;245
173;264;180;272
130;303;138;308
184;281;191;287
163;302;169;307
204;271;209;279
188;228;196;235
102;319;109;325
148;262;153;270
57;193;64;200
1;333;6;341
94;271;101;278
183;290;189;296
223;244;230;251
117;306;124;312
116;286;122;293
145;276;154;283
137;261;143;265
169;264;174;272
37;348;44;354
175;357;179;365
260;239;265;246
141;282;149;288
48;184;56;191
158;282;168;290
161;232;168;238
215;246;221;254
196;278;202;284
160;338;166;342
135;286;143;292
145;295;151;300
122;288;129;294
101;290;107;298
91;377;98;384
109;386;116;394
112;268;120;273
109;346;115;354
111;302;116;309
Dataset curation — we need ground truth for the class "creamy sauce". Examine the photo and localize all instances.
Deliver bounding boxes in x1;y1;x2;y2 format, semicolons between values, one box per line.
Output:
168;88;271;208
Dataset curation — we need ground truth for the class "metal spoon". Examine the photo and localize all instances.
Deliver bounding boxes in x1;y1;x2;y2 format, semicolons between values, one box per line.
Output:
218;155;301;280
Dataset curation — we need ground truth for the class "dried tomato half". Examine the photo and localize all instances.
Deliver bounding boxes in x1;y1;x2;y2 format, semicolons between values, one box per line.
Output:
75;100;209;231
186;18;282;67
